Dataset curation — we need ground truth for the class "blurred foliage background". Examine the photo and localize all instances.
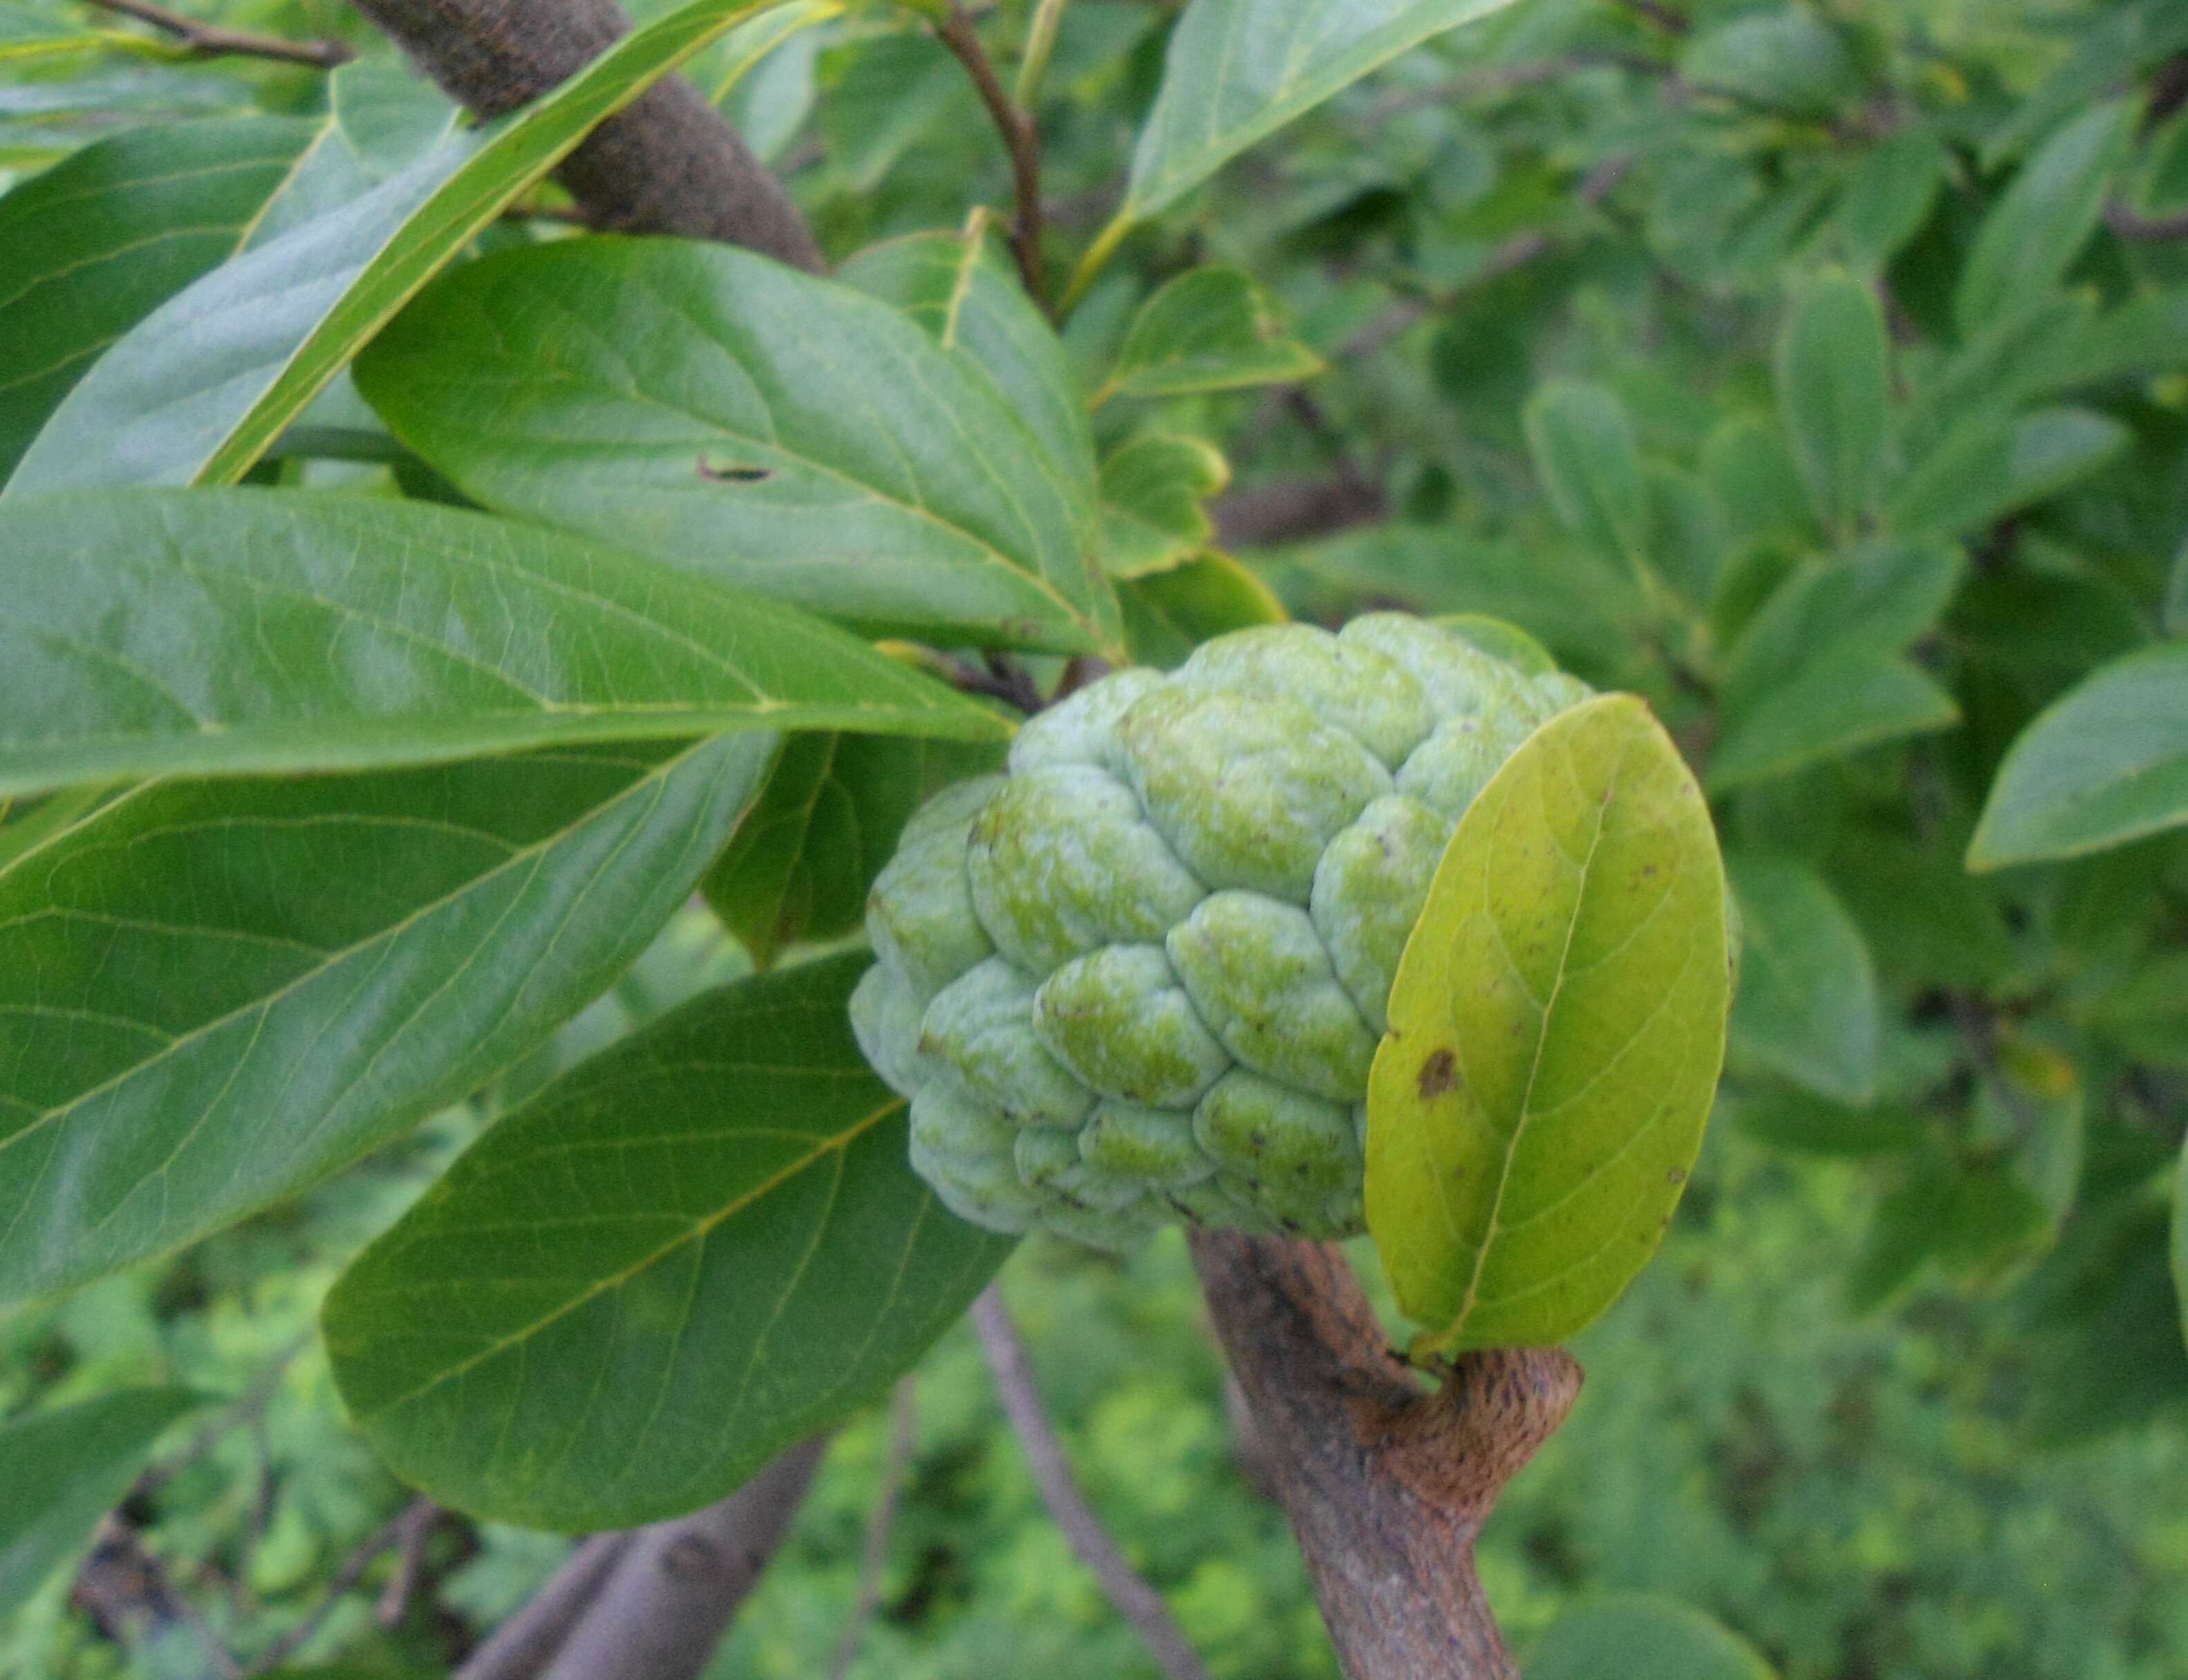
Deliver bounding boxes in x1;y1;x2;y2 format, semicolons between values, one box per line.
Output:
4;0;2187;1672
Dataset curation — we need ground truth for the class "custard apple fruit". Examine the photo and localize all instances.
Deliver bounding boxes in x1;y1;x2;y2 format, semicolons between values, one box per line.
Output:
851;616;1590;1248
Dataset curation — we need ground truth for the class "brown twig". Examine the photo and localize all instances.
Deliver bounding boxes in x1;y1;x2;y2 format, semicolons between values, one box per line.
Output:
84;0;353;66
2106;200;2188;243
827;1378;918;1680
376;1500;443;1629
972;1287;1215;1680
241;1499;435;1675
935;3;1048;306
1188;1232;1581;1678
75;1519;244;1679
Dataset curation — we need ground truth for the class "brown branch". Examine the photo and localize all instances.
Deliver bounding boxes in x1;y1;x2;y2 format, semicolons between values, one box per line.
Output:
453;1535;634;1680
2106;200;2188;243
346;0;821;269
75;1518;243;1679
826;1378;918;1680
376;1499;442;1629
935;4;1048;305
86;0;354;66
241;1499;435;1676
972;1287;1215;1680
1187;1232;1581;1679
1212;475;1388;549
534;1437;829;1680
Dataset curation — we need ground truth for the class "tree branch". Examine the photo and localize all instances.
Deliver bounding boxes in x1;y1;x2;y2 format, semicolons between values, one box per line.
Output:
345;0;822;268
87;0;355;67
532;1437;829;1680
827;1377;918;1680
972;1287;1215;1680
2106;200;2188;243
453;1536;634;1680
1187;1231;1581;1679
241;1499;437;1676
935;4;1048;305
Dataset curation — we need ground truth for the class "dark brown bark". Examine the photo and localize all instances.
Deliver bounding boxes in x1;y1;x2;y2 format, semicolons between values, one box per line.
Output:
346;0;822;269
1188;1231;1582;1680
532;1437;828;1680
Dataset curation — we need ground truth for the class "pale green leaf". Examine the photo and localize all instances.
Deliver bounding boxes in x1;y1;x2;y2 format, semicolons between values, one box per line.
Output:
1366;696;1729;1352
1119;550;1287;666
357;238;1120;656
1529;1594;1777;1680
323;954;1013;1529
1775;270;1892;534
1098;432;1228;578
0;1388;210;1621
0;116;318;481
6;0;832;495
1097;267;1322;404
1955;100;2135;339
1097;0;1518;243
1968;641;2188;870
1726;851;1879;1104
1887;406;2131;542
0;735;775;1305
1712;654;1957;791
0;491;1007;800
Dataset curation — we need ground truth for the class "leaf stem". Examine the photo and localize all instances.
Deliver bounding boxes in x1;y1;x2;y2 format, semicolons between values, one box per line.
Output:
1013;0;1068;109
936;3;1049;308
83;0;355;67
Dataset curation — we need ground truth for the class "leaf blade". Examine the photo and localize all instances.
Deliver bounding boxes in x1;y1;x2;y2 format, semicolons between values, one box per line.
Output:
1366;696;1729;1351
1725;851;1880;1104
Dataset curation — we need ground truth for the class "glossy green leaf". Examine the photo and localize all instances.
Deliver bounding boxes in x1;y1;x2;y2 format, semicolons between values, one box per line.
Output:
1366;695;1730;1352
701;733;929;969
0;1388;210;1621
6;0;823;496
1120;549;1288;666
1680;9;1860;118
1726;851;1878;1105
323;954;1013;1529
1096;267;1322;404
1839;128;1945;272
0;734;775;1305
1955;100;2135;339
840;224;1097;501
357;239;1120;656
0;115;318;481
0;491;1006;800
1085;0;1518;267
1098;432;1227;578
1887;406;2131;542
1968;641;2188;869
1525;380;1654;589
1529;1594;1777;1680
1775;270;1892;534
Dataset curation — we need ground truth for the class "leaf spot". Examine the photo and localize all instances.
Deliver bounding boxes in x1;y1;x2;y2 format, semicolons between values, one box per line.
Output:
1417;1048;1459;1100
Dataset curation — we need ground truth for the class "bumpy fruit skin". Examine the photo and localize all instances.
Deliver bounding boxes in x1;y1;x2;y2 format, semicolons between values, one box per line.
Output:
851;616;1587;1248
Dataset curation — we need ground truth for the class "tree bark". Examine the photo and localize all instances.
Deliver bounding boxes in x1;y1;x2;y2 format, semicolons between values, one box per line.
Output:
1187;1231;1582;1680
453;1535;632;1680
532;1436;829;1680
346;0;822;269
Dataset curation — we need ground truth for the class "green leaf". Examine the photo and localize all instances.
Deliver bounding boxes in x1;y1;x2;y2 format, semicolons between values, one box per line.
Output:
1725;851;1878;1105
1366;695;1729;1352
1529;1594;1777;1680
1954;100;2135;339
1524;380;1654;589
1828;826;2017;990
1839;129;1945;272
840;224;1097;503
1085;0;1518;266
1887;406;2132;542
0;491;1007;800
1701;413;1814;554
2168;541;2187;638
1679;8;1861;119
1968;641;2188;870
1098;432;1228;578
323;954;1012;1529
357;238;1120;657
0;1388;210;1621
1850;1156;2052;1311
1775;270;1892;535
0;735;775;1305
1433;614;1556;677
0;115;319;481
5;0;828;495
2175;1142;2187;1355
702;733;929;969
1732;1089;1921;1157
1096;268;1322;404
1713;541;1963;789
1119;550;1288;666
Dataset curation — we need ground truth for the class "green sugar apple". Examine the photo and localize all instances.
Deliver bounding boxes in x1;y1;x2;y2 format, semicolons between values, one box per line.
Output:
851;615;1591;1249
